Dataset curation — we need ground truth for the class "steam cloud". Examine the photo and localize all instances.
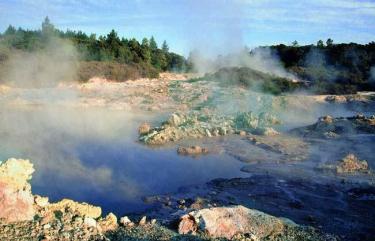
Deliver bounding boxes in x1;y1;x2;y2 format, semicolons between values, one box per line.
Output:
1;37;78;87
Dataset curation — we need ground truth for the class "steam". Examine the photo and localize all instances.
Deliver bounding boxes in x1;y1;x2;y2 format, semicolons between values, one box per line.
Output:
1;37;78;87
0;106;143;202
302;48;338;83
189;47;298;80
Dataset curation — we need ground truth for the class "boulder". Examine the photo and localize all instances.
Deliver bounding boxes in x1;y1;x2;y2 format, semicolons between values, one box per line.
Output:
47;199;102;219
140;111;280;145
238;130;247;136
168;113;184;126
120;216;133;226
290;115;375;138
260;127;280;136
98;212;118;232
139;216;147;225
34;195;49;207
336;154;369;174
138;123;151;135
178;205;288;240
177;146;208;155
0;158;35;223
84;217;97;228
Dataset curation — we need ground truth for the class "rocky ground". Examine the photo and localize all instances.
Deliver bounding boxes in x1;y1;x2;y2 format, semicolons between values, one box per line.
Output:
0;158;338;241
1;73;375;240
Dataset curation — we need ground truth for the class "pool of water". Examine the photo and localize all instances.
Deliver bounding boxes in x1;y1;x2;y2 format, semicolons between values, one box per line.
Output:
0;107;246;215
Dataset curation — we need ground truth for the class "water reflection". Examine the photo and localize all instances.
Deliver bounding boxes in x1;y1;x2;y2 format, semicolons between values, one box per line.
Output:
0;107;245;215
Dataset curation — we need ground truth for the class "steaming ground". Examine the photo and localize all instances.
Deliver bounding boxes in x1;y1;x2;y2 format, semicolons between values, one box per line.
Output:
1;73;375;240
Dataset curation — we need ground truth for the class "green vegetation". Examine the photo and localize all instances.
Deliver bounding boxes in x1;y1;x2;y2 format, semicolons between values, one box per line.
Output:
202;40;375;95
204;67;302;95
0;17;187;82
261;40;375;94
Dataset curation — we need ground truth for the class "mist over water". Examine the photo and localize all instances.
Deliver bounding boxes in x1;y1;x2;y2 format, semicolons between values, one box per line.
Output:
0;107;245;215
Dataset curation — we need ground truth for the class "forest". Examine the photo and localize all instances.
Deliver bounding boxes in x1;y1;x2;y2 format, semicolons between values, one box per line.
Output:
0;17;188;81
1;17;374;94
262;40;375;94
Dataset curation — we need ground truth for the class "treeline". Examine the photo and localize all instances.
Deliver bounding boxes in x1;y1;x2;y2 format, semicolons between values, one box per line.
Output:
0;17;188;81
258;39;375;94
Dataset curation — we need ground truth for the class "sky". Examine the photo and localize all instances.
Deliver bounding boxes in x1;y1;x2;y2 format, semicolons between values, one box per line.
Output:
0;0;374;55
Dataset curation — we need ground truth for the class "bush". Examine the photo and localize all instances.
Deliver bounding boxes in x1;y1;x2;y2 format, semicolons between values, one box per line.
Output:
77;61;159;82
204;67;302;95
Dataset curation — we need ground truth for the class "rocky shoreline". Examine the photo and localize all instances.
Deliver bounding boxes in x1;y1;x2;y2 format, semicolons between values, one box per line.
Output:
0;158;340;241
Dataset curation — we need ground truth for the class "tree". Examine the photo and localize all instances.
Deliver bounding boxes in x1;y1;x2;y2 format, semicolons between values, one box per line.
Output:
162;40;169;53
152;49;167;70
149;36;157;50
317;40;324;48
326;38;333;47
292;40;299;47
141;37;151;63
4;25;16;35
106;30;120;47
41;16;55;37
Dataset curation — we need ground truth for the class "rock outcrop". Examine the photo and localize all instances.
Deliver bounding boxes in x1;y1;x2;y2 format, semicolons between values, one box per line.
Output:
177;146;208;156
138;123;151;135
98;212;118;232
291;115;375;138
46;198;102;219
178;205;290;240
336;154;369;174
0;158;35;222
139;111;281;145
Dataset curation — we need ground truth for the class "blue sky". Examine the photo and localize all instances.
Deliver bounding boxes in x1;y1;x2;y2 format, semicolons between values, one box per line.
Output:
0;0;374;55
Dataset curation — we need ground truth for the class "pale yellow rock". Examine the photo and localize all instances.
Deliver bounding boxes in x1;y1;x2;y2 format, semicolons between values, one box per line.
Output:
139;216;147;225
98;212;118;232
47;199;102;219
34;195;49;207
0;158;35;222
0;158;34;190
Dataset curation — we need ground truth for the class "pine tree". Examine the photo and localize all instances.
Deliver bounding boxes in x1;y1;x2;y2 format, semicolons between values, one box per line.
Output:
149;36;157;50
162;40;169;53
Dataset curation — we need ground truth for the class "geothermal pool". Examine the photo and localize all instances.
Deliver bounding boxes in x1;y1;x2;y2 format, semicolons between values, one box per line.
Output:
0;107;247;215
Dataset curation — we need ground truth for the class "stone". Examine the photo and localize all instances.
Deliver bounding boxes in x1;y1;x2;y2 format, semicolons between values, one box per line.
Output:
138;123;151;135
84;217;97;228
168;113;183;126
47;199;102;219
336;154;369;174
34;195;49;207
291;115;375;138
98;212;118;232
43;224;51;230
139;216;147;225
0;158;35;223
261;127;280;136
239;130;247;136
0;158;34;190
140;111;280;145
178;205;288;239
40;213;55;225
177;146;208;155
178;214;197;235
120;216;132;226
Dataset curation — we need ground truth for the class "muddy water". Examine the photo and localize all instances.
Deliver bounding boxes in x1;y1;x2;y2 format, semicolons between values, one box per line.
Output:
0;107;246;215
